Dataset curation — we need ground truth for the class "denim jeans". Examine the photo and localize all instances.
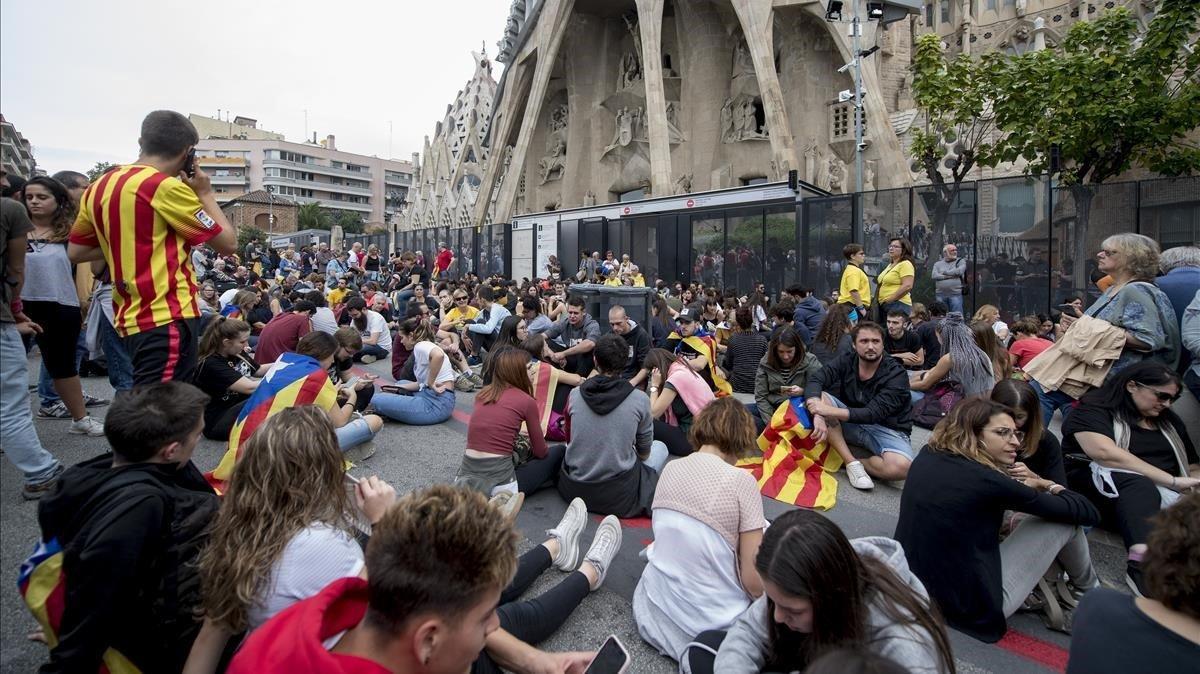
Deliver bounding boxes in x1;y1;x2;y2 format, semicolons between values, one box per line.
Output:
1028;379;1075;426
1;324;61;485
1000;515;1097;617
354;343;390;361
644;440;669;474
335;417;377;450
99;315;133;392
935;292;965;315
373;385;456;425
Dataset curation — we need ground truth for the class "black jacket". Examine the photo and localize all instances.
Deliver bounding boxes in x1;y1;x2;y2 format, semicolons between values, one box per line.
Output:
804;351;914;434
618;323;652;380
37;455;219;674
895;450;1100;642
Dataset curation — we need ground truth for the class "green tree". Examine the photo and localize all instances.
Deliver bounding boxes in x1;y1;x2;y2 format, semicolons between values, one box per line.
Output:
909;32;1002;258
297;202;330;230
86;161;116;182
985;0;1200;279
237;225;266;251
328;209;365;234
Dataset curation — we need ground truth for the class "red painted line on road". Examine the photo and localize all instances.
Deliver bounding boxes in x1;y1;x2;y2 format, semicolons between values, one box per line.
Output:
593;514;653;529
995;629;1069;672
451;408;472;425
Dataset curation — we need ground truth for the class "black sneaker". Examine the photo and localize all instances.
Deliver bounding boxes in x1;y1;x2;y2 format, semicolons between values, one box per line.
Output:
83;394;110;407
22;465;66;501
1126;561;1147;597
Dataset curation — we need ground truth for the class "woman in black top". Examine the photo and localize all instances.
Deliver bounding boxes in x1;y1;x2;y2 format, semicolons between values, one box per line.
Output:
991;379;1066;485
809;304;854;365
1061;361;1198;595
895;398;1100;643
192;317;268;440
721;307;769;394
1067;493;1200;674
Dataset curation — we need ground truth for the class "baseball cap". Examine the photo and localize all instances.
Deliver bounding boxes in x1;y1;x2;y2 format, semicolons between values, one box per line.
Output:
677;307;696;323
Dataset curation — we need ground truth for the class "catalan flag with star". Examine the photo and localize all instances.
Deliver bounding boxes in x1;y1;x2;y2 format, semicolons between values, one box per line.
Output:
737;397;842;510
206;352;338;492
667;330;732;396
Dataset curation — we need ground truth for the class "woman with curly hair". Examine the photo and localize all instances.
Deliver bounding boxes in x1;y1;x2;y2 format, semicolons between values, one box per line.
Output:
184;407;398;672
809;303;856;365
21;176;105;436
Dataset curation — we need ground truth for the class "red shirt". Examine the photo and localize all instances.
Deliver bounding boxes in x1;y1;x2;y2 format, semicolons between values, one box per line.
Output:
254;312;312;365
465;387;549;458
1009;337;1054;370
227;577;388;674
436;248;453;273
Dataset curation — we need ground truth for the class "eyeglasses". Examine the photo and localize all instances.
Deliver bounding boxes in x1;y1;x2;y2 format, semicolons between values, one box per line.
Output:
1133;382;1180;403
454;296;468;302
985;427;1025;443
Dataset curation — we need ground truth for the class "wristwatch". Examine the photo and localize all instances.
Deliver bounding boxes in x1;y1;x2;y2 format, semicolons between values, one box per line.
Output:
648;386;658;393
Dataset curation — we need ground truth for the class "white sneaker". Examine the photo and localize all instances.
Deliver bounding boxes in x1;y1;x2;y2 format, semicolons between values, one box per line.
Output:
488;491;525;523
582;515;623;590
360;355;377;364
546;497;587;571
846;461;875;490
68;416;106;437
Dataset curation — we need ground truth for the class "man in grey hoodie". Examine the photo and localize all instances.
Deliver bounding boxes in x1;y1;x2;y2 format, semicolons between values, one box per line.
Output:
558;335;669;517
931;244;967;314
544;296;602;377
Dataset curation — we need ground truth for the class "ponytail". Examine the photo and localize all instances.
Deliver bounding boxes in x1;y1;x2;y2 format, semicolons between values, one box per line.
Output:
198;316;251;361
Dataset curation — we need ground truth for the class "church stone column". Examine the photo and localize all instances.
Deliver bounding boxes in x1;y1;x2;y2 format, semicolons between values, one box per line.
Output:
730;0;799;176
635;0;672;194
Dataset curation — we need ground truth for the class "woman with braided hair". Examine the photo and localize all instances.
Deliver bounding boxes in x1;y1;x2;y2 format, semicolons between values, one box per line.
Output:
910;313;996;400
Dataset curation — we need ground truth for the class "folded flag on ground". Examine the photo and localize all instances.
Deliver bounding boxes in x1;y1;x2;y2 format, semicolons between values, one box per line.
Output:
737;397;843;510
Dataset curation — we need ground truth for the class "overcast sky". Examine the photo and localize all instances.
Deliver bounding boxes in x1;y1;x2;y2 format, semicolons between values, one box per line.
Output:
1;0;509;175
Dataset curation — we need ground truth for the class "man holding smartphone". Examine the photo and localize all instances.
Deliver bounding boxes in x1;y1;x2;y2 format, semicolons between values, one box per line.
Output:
68;110;237;385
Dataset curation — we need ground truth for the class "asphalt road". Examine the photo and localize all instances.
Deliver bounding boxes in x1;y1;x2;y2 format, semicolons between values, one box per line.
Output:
1;353;1131;673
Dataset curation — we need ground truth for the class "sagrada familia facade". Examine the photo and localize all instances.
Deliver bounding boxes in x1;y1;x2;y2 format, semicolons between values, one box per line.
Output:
401;0;1164;231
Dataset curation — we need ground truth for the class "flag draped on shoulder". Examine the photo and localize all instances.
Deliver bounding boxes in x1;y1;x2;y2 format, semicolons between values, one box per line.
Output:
206;352;337;492
526;359;567;440
18;538;142;673
667;330;732;396
737;397;842;510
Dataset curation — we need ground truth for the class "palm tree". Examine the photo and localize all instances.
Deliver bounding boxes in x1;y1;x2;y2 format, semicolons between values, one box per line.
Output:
297;202;329;230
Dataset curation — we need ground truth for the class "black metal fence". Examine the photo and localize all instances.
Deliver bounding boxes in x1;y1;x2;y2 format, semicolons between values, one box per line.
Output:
395;175;1198;324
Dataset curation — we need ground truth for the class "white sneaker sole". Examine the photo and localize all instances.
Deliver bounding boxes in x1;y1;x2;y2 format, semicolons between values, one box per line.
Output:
584;515;624;589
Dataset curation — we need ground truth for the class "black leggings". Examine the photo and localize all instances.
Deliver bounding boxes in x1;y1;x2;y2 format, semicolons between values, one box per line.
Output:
203;401;247;441
471;545;591;674
1068;467;1161;548
354;383;375;412
516;444;566;494
654;420;694;456
24;301;82;379
683;630;728;674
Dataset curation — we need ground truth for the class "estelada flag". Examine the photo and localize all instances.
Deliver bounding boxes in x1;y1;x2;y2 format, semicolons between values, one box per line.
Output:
737;397;843;510
526;359;568;440
18;538;141;673
206;352;338;493
668;331;732;396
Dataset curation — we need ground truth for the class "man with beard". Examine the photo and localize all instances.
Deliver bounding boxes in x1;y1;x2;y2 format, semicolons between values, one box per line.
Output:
804;321;913;490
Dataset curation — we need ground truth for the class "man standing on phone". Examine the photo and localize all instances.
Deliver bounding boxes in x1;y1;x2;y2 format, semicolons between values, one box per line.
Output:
68;110;237;385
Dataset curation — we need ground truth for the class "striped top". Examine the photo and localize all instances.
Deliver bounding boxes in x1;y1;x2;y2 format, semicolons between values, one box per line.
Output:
69;165;220;336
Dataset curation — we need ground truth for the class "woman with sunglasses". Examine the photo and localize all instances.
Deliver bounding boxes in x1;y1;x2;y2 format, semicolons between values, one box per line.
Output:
1061;361;1199;596
895;398;1101;642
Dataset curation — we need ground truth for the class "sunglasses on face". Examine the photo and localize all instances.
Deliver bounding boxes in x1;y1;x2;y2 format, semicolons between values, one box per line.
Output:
1133;382;1180;403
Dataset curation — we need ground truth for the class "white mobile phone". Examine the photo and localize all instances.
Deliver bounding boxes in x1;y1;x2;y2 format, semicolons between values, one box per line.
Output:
584;635;630;674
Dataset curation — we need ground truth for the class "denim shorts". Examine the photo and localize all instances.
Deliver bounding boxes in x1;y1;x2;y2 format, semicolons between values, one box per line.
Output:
825;393;914;460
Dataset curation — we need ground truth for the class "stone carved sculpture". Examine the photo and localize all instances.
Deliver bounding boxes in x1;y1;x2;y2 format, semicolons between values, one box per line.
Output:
720;98;736;143
863;160;876;192
721;96;767;143
620;52;642;89
665;102;686;143
730;39;760;99
673;173;693;195
539;103;569;184
826;155;846;194
583;191;597;206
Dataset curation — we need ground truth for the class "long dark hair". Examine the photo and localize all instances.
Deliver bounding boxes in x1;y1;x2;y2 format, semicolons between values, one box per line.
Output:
23;176;76;241
495;315;525;351
1077;361;1183;426
767;327;807;371
756;510;955;673
990;379;1044;459
477;349;532;405
642;348;694;383
813;304;855;353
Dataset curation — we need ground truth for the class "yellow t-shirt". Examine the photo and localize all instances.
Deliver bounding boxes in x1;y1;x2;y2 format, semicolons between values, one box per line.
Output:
631;274;646;287
877;259;915;306
326;288;349;306
838;264;871;306
604;277;622;287
444;305;479;328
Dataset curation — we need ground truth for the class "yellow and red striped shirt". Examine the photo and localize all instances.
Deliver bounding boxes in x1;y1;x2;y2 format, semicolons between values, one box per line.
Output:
69;165;220;336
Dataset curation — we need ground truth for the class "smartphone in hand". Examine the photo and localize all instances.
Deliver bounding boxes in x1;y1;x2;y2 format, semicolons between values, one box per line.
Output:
183;148;197;178
584;635;630;674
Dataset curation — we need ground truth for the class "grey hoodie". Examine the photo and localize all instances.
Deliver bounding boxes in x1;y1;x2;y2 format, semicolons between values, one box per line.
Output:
713;537;944;674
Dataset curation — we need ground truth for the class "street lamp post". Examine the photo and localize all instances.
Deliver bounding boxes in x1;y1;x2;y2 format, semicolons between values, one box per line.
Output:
265;184;275;239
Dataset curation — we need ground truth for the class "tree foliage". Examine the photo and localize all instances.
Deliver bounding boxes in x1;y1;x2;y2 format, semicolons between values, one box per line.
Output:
329;209;365;234
237;225;266;250
986;0;1200;185
297;202;329;230
86;161;116;182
